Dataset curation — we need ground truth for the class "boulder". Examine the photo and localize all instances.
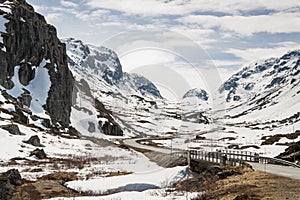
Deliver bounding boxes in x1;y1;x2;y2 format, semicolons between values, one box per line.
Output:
0;169;23;200
23;135;44;147
0;124;23;135
30;148;47;159
41;119;51;128
88;121;95;133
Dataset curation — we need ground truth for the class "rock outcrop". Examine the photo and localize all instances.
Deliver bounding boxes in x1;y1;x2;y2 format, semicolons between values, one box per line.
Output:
23;135;44;147
30;148;47;159
0;124;23;135
0;0;74;127
95;99;124;136
0;169;23;200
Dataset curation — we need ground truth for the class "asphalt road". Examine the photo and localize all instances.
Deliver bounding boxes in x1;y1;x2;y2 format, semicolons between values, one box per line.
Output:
124;138;300;180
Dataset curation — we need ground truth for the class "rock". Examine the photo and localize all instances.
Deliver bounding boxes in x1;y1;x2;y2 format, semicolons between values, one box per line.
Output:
0;124;23;135
276;141;300;162
18;91;32;107
23;135;44;147
41;118;51;128
18;62;35;86
0;0;74;128
67;126;81;137
195;135;206;140
183;88;209;101
234;194;251;200
30;148;47;159
13;107;29;124
94;99;124;136
0;169;23;200
217;170;241;179
101;121;123;136
228;144;239;149
88;121;95;133
190;160;221;175
78;79;92;96
123;73;162;98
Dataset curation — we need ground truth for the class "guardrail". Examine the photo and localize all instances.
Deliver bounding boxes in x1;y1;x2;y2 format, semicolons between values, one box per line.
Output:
172;149;300;168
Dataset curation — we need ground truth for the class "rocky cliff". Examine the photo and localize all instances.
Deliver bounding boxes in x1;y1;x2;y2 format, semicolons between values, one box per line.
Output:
0;0;74;127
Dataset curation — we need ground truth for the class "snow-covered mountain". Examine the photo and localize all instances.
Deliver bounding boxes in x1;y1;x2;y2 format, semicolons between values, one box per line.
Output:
2;1;299;199
64;38;162;99
183;88;208;101
63;38;209;138
218;50;300;127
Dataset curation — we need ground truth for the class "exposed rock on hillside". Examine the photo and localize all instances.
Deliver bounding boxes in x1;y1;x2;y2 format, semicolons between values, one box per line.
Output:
0;169;22;200
183;88;209;101
0;0;74;127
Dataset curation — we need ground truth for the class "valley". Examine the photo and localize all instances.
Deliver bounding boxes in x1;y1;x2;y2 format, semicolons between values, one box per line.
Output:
0;0;300;199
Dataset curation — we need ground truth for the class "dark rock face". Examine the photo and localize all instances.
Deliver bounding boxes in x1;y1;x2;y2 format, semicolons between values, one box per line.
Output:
95;99;124;136
0;0;74;127
24;135;44;147
101;121;123;136
0;169;23;200
0;124;23;135
30;148;47;159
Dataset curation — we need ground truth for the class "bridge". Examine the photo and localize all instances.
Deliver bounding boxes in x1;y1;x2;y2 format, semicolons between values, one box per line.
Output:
123;138;300;179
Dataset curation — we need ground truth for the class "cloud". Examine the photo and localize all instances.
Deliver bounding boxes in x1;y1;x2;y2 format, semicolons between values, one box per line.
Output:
120;49;176;71
60;0;78;8
84;0;300;16
226;41;300;62
44;13;63;23
180;12;300;36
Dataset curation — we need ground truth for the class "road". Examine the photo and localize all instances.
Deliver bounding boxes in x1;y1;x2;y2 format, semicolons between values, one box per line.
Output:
123;138;172;154
124;138;300;180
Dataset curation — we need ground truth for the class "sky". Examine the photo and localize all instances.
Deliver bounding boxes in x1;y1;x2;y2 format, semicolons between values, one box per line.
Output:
27;0;300;100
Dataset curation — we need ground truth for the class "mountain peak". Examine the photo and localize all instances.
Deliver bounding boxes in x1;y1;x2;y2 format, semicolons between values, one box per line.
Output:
183;88;208;101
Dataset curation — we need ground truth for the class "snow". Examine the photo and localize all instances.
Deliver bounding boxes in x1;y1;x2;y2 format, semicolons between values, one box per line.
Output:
27;59;51;116
66;166;188;194
49;190;198;200
7;66;24;97
7;59;52;118
1;103;15;112
0;2;10;43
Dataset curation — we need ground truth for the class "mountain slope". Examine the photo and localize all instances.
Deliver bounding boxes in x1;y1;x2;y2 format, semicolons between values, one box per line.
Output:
64;38;162;99
217;49;300;128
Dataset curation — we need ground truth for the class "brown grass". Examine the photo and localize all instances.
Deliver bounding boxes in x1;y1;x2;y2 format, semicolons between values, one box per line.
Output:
191;168;300;200
13;172;80;200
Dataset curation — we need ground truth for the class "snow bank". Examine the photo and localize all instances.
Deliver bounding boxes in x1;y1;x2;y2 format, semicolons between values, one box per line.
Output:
66;166;188;194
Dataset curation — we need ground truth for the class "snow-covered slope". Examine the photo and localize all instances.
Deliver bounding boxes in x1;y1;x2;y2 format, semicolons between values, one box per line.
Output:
64;38;162;99
218;50;300;126
64;38;211;138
